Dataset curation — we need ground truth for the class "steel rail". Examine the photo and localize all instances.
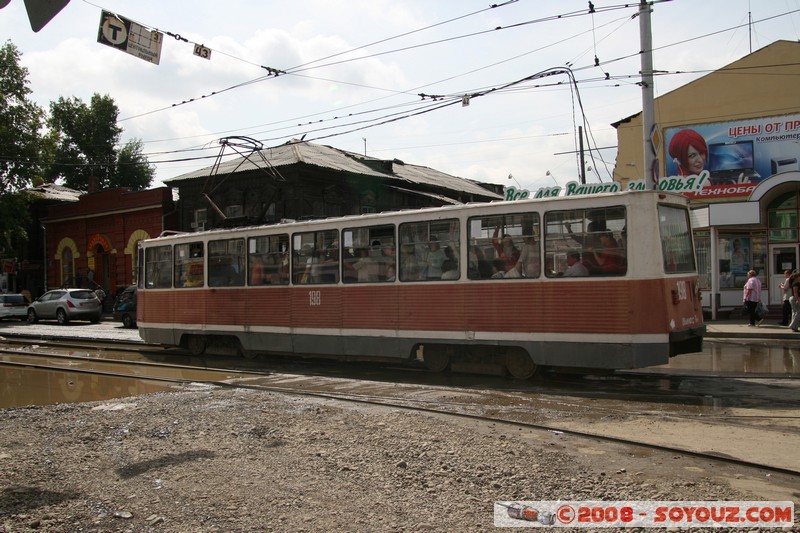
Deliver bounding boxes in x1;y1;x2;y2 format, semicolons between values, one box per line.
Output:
1;354;798;479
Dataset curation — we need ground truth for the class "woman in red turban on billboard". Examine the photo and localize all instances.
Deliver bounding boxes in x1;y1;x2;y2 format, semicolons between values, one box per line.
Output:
668;128;707;176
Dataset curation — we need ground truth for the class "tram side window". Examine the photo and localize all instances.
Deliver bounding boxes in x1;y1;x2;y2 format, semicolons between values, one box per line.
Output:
342;224;396;283
292;229;339;284
174;242;205;288
658;205;696;274
544;206;626;277
144;245;172;288
467;213;539;279
398;219;459;281
248;234;289;285
208;238;245;287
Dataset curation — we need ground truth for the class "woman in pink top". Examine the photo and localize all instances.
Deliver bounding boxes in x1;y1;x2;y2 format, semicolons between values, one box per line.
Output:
742;269;763;327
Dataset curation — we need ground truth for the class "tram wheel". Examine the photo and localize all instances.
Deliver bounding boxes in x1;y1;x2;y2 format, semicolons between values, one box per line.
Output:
423;345;451;373
185;334;208;356
504;350;537;379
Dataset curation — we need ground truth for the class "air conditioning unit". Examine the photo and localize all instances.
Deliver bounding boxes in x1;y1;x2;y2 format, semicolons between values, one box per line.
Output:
771;157;799;174
190;222;204;231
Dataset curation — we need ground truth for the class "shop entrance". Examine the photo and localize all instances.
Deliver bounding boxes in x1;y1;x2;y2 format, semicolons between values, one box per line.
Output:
769;244;797;305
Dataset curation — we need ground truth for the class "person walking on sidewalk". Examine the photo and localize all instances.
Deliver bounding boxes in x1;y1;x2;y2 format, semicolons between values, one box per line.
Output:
788;273;800;332
742;270;763;327
779;269;792;326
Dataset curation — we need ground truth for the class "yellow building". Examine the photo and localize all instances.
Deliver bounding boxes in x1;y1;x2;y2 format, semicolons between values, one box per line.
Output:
613;40;800;319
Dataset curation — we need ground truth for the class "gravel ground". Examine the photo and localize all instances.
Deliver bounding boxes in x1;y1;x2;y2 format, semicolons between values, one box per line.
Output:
2;384;793;532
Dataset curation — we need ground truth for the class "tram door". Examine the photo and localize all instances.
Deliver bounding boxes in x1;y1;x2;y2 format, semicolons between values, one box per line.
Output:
769;244;797;305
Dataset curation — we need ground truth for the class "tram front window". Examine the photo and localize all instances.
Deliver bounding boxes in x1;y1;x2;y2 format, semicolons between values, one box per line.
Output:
658;205;696;273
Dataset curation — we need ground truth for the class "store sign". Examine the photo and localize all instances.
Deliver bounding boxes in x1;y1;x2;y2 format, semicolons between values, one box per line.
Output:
506;174;717;201
665;114;800;201
2;259;16;274
627;172;711;193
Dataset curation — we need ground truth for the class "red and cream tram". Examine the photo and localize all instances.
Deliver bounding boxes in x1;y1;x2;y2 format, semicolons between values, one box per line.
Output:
136;190;704;378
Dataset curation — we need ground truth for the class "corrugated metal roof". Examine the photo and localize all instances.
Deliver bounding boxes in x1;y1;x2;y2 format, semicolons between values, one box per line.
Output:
165;140;501;200
24;183;83;202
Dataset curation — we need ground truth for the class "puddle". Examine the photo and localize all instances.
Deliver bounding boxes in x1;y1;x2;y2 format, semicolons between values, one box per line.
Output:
2;339;797;410
656;342;800;375
0;366;177;408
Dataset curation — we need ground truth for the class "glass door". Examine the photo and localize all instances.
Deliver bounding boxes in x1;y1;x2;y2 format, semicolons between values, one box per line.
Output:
769;244;798;305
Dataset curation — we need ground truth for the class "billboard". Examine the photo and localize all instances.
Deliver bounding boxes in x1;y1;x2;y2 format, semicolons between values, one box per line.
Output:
665;114;800;200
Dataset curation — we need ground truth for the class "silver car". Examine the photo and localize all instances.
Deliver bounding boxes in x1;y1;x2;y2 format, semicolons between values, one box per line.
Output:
27;289;102;325
0;294;29;321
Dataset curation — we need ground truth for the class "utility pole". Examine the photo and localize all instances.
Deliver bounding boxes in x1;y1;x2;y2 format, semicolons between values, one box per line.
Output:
639;0;657;190
578;125;586;185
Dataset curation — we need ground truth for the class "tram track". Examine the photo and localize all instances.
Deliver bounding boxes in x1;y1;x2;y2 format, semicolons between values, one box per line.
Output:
3;338;798;410
1;341;798;479
2;336;799;411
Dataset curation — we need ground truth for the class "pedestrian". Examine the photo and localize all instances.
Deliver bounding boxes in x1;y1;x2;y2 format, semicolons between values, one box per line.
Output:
788;273;800;332
779;269;792;326
94;286;106;311
742;269;763;327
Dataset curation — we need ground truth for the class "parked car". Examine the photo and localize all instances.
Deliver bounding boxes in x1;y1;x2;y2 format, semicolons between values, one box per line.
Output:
113;285;137;328
27;288;102;325
0;293;29;321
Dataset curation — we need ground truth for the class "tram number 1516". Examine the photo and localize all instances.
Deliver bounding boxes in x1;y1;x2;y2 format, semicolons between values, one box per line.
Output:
309;290;322;306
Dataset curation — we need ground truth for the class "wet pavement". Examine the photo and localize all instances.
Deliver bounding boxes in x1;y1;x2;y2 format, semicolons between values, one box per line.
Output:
704;317;800;341
1;316;798;409
0;318;143;343
0;315;795;343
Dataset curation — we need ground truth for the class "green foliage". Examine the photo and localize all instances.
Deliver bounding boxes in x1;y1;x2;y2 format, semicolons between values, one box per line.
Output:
48;94;153;191
0;40;46;193
113;138;155;191
48;94;121;190
0;192;32;255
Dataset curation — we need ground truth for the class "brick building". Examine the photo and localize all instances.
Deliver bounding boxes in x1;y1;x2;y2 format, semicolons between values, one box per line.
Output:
40;187;176;304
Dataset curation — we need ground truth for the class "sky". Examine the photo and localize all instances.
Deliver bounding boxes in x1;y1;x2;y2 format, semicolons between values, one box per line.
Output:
1;0;799;191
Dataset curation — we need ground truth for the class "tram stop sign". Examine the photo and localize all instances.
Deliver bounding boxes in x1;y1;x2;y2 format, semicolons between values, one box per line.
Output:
97;10;163;65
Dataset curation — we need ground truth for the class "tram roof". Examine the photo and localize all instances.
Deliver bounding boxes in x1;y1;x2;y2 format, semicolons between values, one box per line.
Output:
145;189;684;242
164;140;501;200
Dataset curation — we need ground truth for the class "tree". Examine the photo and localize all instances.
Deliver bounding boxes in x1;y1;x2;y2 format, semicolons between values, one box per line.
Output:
48;94;153;191
0;40;45;253
113;138;155;191
0;41;45;192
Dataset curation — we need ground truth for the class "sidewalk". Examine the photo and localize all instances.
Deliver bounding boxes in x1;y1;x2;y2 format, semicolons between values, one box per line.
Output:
705;318;800;340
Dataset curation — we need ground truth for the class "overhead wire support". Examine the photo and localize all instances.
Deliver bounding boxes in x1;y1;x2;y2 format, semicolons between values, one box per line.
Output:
203;135;286;213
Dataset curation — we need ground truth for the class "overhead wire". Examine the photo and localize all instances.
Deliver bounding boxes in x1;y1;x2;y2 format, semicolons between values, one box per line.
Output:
79;1;800;183
117;2;640;122
139;56;800;169
144;7;800;158
134;12;634;152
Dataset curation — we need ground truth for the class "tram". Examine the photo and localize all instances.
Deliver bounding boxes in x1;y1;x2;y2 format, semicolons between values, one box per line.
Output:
136;190;704;378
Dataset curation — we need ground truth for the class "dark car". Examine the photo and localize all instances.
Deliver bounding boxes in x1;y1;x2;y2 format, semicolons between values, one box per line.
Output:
113;285;137;328
27;288;102;325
